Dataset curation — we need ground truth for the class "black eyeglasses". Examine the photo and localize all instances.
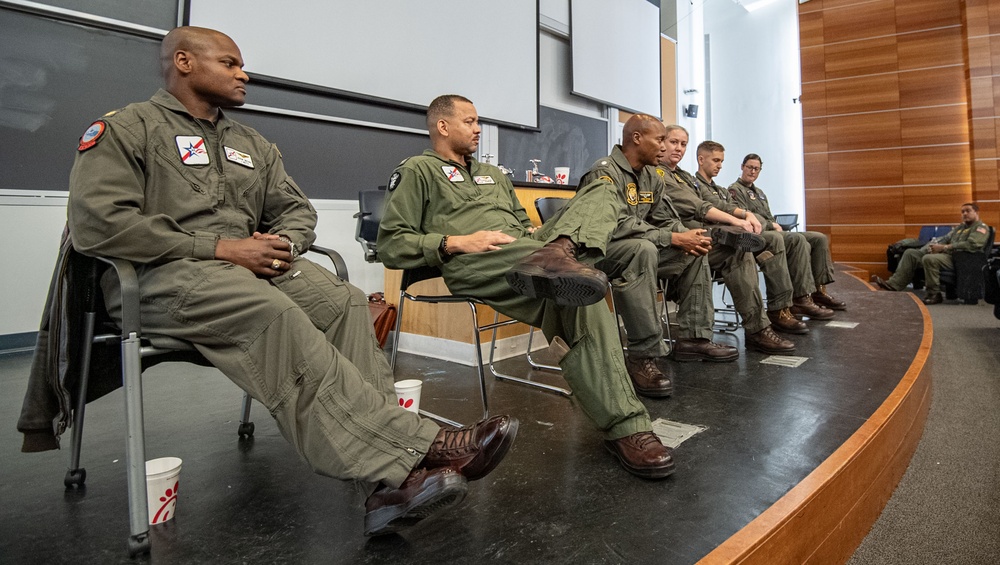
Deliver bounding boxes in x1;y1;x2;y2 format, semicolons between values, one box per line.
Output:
744;165;761;172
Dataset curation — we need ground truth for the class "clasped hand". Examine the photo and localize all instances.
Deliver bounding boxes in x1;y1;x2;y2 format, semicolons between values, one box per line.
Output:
672;229;712;256
214;232;294;276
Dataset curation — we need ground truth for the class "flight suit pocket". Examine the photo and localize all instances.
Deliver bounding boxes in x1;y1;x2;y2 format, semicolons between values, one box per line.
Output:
271;260;354;332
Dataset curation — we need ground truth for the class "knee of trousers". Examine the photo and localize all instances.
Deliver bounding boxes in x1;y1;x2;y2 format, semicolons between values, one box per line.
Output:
762;231;786;254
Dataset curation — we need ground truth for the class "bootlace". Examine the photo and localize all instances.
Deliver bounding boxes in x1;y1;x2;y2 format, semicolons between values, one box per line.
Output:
436;426;476;455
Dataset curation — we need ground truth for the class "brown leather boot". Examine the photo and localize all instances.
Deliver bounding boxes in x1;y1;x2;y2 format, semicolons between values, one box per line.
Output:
419;415;519;481
922;292;943;305
363;467;468;536
672;338;739;362
811;285;846;310
625;356;673;398
790;295;835;320
604;431;676;479
745;326;796;354
767;308;809;334
505;237;609;306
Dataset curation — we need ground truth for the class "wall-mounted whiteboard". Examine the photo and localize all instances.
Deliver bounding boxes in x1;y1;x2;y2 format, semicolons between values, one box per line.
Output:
570;0;661;117
188;0;539;128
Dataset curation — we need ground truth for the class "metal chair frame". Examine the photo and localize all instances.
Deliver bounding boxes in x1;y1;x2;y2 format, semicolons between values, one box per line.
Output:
64;244;347;557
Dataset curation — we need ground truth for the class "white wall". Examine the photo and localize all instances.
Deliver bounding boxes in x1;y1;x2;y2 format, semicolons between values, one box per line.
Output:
0;192;382;337
702;0;806;220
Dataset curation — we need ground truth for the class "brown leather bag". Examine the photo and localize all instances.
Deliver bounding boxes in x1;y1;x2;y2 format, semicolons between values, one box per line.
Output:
367;292;397;348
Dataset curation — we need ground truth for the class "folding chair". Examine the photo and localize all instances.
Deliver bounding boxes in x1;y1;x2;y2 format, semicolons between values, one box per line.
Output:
61;242;347;557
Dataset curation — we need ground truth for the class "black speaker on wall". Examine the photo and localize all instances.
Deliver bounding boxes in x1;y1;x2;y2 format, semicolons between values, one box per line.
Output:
684;104;699;118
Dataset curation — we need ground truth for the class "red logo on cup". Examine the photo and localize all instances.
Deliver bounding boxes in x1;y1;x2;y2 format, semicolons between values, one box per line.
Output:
399;398;414;409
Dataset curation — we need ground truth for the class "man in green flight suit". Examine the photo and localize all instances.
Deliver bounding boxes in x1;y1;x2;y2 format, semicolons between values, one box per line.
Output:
378;94;676;479
872;203;991;304
690;140;835;331
655;128;797;353
727;153;847;312
578;114;741;382
38;27;520;537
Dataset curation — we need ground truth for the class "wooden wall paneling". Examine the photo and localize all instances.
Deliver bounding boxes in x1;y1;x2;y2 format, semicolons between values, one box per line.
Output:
822;0;897;44
968;76;996;119
989;39;1000;74
803;117;829;154
804;187;832;226
902;183;974;225
825;74;900;115
971;159;999;199
803;153;831;188
800;81;828;118
964;36;992;78
963;1;989;37
662;37;677;124
826;111;902;152
895;0;962;33
800;46;827;83
901;146;971;186
900;105;970;147
827;149;903;188
828;186;905;226
898;66;968;108
896;27;966;71
989;1;1000;35
971;118;998;160
823;35;898;80
829;224;909;266
799;10;825;48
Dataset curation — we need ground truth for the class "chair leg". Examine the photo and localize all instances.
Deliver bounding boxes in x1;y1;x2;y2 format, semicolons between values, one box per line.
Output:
488;311;571;397
122;332;151;557
389;290;407;371
65;312;97;489
524;327;561;372
237;391;255;438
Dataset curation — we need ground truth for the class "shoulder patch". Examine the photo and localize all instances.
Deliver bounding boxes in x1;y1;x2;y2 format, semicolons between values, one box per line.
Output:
77;121;106;152
599;175;615;184
656;168;665;177
388;171;402;191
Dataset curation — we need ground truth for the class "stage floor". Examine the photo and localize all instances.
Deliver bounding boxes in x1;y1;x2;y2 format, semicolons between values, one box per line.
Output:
0;268;928;564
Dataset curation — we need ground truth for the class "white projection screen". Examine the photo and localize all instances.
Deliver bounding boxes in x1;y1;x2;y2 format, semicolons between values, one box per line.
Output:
570;0;661;117
188;0;539;128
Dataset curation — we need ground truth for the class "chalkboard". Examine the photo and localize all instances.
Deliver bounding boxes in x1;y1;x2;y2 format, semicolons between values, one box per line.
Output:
498;106;609;186
0;9;430;199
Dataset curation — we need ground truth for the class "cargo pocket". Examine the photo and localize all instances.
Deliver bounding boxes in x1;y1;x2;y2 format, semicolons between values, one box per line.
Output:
270;260;352;332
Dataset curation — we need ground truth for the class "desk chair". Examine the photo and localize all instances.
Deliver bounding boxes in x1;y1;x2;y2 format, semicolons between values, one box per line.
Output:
774;213;799;232
60;242;347;557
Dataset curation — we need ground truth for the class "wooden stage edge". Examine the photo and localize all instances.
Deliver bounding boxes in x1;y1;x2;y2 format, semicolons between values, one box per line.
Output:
698;267;933;565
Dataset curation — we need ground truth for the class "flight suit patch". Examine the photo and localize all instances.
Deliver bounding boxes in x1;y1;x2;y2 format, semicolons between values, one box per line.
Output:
473;175;495;184
977;226;988;234
626;183;638;206
599;175;614;184
442;166;464;182
77;121;105;152
224;146;254;168
656;169;665;177
176;136;209;165
388;171;402;191
638;191;654;204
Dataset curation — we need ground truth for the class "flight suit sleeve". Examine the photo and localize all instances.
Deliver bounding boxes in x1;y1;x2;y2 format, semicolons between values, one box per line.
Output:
68;120;221;263
727;184;774;230
377;165;447;269
258;143;318;253
949;223;991;252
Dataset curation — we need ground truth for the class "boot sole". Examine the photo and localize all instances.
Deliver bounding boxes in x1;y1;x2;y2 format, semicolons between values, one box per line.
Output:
603;441;676;479
363;474;468;536
711;228;766;253
633;385;673;398
746;343;797;354
505;266;607;307
789;308;835;321
672;350;740;362
463;418;520;481
769;324;810;335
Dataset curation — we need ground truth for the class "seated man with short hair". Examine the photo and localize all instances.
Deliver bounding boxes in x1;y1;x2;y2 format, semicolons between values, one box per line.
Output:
871;203;991;304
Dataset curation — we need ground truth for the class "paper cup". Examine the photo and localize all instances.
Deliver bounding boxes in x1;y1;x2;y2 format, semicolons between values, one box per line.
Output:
554;167;570;185
145;457;182;525
394;379;422;413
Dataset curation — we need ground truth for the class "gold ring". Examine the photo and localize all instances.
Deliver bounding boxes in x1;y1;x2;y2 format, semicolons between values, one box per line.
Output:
271;259;281;270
